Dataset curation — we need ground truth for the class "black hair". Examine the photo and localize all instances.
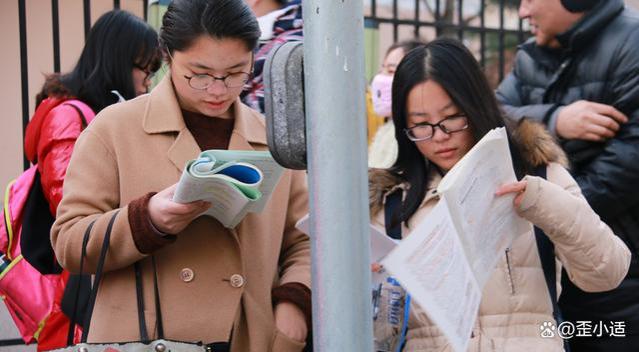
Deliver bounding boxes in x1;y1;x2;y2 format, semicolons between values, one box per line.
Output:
36;10;161;112
390;38;531;225
160;0;261;56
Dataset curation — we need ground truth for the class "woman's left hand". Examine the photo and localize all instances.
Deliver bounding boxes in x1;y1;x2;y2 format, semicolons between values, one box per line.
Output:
274;301;308;342
495;180;528;209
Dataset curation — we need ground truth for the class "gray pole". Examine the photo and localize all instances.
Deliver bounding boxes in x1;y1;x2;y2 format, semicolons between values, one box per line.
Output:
303;0;373;351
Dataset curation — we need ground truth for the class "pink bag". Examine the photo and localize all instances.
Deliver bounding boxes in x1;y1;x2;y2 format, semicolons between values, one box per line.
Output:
0;99;92;344
1;166;61;343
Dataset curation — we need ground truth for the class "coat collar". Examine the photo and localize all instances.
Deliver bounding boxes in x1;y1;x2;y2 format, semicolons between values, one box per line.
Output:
143;74;267;172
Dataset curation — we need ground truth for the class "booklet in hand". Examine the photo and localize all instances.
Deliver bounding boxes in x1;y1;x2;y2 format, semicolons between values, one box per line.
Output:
172;150;284;228
381;127;532;352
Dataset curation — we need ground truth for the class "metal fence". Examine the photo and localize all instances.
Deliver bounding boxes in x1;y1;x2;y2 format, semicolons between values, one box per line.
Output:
364;0;528;86
15;0;150;171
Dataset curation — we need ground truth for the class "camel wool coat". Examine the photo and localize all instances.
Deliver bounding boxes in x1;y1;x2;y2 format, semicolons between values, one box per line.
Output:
51;75;310;352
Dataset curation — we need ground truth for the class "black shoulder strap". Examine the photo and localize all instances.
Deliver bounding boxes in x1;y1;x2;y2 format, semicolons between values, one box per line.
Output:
533;164;570;351
80;210;120;342
63;102;88;129
384;189;403;240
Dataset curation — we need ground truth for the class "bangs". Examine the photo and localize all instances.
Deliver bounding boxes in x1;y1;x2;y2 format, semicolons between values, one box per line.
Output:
135;37;162;72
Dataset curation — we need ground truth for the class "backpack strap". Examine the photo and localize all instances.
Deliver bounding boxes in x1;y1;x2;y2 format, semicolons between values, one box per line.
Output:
384;189;403;240
2;180;15;259
533;164;570;351
62;101;89;129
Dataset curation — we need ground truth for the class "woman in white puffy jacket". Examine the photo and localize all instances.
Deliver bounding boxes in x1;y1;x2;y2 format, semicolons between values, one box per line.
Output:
369;38;630;352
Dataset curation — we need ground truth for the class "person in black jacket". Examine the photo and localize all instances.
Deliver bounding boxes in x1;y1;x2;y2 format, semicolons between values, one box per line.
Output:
496;0;639;350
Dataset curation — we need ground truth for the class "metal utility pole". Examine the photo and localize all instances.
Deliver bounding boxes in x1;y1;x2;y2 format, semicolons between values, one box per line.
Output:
303;0;373;350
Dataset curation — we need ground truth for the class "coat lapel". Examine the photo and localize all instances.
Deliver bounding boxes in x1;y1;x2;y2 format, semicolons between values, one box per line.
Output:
228;99;268;151
143;75;200;172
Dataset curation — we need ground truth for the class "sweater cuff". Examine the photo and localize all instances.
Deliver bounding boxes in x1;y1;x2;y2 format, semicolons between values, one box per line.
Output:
128;192;177;254
272;282;312;331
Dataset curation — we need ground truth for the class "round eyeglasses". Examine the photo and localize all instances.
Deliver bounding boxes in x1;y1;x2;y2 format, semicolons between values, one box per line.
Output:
404;115;469;141
183;71;252;90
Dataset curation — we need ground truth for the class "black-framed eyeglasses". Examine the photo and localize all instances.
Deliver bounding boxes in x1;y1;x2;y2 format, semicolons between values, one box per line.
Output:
134;64;156;82
183;71;252;90
404;115;469;142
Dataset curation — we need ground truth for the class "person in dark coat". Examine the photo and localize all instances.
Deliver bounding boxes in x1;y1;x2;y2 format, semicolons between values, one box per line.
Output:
496;0;639;350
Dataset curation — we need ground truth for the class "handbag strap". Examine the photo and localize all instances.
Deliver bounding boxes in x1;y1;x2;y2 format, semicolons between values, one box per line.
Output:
80;210;120;342
532;165;570;351
66;219;97;345
152;256;165;338
134;261;149;342
133;255;165;342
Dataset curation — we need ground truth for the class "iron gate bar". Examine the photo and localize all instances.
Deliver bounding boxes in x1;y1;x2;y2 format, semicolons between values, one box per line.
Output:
392;0;398;42
19;0;29;171
52;0;61;73
498;0;505;81
458;0;464;41
363;16;525;35
480;0;486;68
83;0;91;39
435;0;441;37
414;0;420;37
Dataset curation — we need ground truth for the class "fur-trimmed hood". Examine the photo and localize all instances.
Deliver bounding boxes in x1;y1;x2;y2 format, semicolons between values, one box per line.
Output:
369;119;567;215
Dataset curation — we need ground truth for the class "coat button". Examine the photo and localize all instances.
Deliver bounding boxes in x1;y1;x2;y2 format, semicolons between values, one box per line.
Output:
229;274;245;288
180;268;195;282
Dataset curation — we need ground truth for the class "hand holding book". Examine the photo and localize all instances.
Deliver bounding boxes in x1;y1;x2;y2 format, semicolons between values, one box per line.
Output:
149;183;212;234
172;150;284;228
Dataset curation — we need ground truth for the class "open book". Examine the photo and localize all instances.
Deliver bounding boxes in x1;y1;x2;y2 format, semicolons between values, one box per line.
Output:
381;127;532;352
173;150;284;228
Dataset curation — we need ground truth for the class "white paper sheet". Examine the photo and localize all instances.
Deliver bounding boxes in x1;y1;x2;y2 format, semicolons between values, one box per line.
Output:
382;200;481;352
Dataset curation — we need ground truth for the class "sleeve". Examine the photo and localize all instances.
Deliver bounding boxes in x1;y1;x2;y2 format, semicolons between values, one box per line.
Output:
572;28;639;220
37;105;85;215
495;57;561;134
128;192;177;254
276;170;311;290
51;128;147;274
518;163;631;292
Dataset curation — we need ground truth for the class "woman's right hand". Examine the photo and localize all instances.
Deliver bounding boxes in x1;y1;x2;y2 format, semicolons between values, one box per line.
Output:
148;183;211;234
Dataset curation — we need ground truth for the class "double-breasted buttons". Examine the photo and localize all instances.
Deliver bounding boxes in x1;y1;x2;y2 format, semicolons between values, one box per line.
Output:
180;268;195;282
229;274;245;288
